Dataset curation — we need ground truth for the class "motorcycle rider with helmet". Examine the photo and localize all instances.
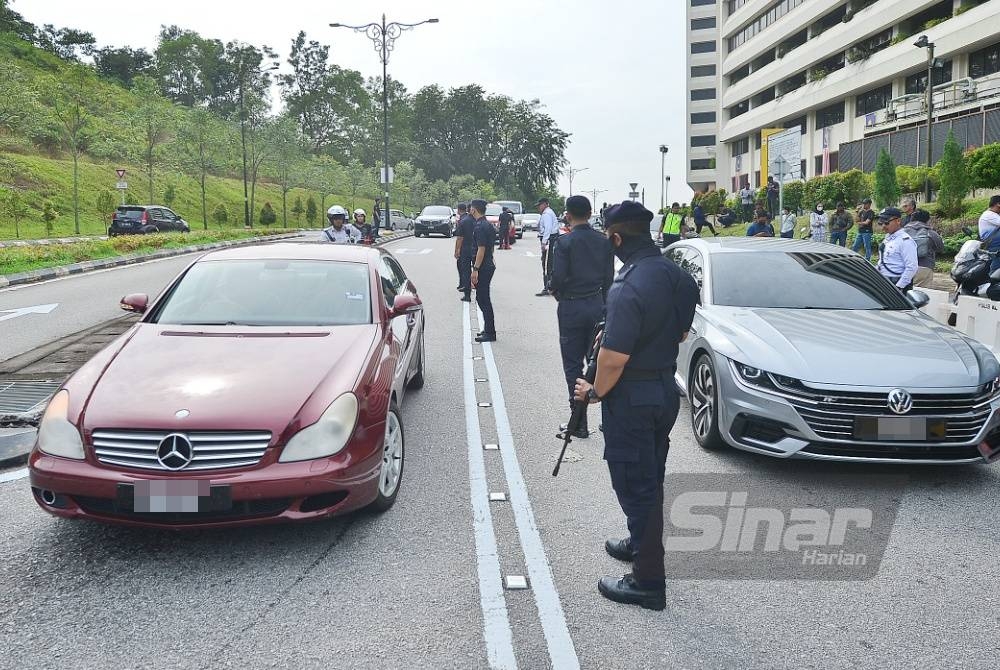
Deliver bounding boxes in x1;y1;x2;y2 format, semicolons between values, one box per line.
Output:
322;205;362;243
354;208;375;245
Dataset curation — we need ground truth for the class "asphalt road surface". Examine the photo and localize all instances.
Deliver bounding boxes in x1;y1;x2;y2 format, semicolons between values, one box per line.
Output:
1;233;998;669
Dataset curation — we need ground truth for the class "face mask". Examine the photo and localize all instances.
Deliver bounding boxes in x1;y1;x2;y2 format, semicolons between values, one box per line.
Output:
611;232;651;263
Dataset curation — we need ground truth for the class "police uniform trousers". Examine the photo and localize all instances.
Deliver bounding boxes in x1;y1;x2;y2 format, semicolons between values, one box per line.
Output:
602;371;679;586
557;294;603;405
661;234;681;248
476;262;497;335
459;251;473;297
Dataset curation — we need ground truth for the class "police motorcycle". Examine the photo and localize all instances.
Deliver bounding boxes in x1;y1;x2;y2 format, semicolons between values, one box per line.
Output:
950;227;1000;302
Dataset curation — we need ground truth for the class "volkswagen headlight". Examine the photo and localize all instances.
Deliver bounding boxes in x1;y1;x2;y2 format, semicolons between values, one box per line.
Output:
730;361;803;394
279;393;359;463
36;390;84;460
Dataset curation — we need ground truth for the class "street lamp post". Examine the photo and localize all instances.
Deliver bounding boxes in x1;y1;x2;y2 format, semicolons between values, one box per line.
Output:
659;145;669;211
915;35;936;204
566;165;588;197
331;15;438;231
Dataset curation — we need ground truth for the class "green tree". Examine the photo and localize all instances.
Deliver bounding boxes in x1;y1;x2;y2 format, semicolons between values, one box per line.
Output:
259;201;276;226
291;196;304;225
96;189;116;223
305;195;318;227
306;155;345;213
42;200;58;236
177;107;228;229
346;158;373;212
129;76;175;203
211;202;228;227
267;116;304;227
936;130;970;219
0;62;39;134
782;181;804;212
4;189;30;239
873;148;901;209
40;63;98;235
93;46;155;87
968;143;1000;190
163;182;177;208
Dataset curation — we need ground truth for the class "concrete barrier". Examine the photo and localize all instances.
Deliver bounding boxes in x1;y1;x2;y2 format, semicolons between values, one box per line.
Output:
918;288;956;326
955;294;1000;353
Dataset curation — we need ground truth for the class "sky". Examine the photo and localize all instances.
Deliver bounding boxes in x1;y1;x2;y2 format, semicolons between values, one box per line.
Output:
17;0;692;207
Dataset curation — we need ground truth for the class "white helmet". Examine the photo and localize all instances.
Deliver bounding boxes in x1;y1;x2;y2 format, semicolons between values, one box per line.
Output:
354;208;366;217
327;205;348;218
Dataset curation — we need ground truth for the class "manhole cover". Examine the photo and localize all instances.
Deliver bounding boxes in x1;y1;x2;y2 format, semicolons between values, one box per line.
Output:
0;380;61;414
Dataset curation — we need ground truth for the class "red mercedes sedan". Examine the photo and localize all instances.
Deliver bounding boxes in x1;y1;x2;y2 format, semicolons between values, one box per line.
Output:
28;242;426;528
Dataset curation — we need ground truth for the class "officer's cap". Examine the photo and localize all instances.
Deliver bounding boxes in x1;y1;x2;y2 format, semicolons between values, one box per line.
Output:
877;207;903;222
565;195;592;218
536;197;550;206
605;201;654;228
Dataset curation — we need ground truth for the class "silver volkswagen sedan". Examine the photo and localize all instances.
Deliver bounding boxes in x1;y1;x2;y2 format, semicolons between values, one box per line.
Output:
666;238;1000;464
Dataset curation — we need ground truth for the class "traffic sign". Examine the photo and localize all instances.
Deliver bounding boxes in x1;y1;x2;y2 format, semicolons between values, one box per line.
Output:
629;182;638;191
380;167;394;184
628;191;640;199
115;169;126;179
115;181;128;190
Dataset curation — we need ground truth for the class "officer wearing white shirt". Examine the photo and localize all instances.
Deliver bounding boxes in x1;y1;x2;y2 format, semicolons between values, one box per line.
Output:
321;205;362;243
978;195;1000;273
876;207;918;291
536;197;560;296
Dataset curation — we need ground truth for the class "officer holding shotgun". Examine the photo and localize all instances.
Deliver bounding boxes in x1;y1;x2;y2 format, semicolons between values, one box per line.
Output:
573;201;699;611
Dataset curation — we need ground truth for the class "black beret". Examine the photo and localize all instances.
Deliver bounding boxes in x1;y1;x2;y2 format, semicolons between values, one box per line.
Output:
605;201;654;227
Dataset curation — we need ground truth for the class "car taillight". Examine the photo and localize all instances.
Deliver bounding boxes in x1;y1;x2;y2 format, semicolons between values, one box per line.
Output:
141;211;149;223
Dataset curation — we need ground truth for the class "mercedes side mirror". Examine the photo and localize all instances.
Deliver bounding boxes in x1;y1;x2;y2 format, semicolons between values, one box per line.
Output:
390;294;422;319
120;293;149;314
907;289;930;310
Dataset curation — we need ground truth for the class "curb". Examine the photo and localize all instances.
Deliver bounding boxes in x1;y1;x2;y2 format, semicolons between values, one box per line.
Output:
0;233;304;289
0;426;36;468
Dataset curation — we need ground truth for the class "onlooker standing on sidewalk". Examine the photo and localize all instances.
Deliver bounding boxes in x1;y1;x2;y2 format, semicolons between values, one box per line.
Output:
877;207;918;291
739;184;754;223
779;206;796;239
809;204;829;243
470;199;498;342
903;209;945;288
766;176;779;217
691;202;718;237
852;198;875;260
660;203;685;247
900;196;929;226
978;195;1000;273
829;202;853;247
454;202;476;302
536;197;560;296
549;195;613;439
372;198;382;237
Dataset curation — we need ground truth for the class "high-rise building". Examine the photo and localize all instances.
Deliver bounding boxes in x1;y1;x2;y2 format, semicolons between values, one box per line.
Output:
685;0;1000;195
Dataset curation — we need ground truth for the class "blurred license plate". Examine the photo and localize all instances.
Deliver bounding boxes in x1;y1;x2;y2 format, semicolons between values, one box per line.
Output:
854;417;946;442
117;481;231;513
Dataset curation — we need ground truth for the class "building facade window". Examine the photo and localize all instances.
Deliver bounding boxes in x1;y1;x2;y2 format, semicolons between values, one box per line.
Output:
816;101;845;129
728;0;808;52
691;88;717;101
855;84;893;117
905;60;953;94
726;0;747;12
783;115;807;135
970;42;1000;79
691;159;714;171
691;135;717;147
729;99;749;118
691;64;717;78
692;0;716;6
691;41;717;54
691;111;717;124
691;17;717;30
731;137;749;157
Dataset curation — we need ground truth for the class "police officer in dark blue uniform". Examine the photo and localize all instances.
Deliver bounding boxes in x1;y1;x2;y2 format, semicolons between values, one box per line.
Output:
574;201;699;611
470;199;498;342
549;195;613;439
454;203;476;302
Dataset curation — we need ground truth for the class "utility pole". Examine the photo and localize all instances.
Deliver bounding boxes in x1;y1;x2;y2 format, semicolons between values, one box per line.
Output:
566;165;589;196
586;188;608;209
915;35;936;204
659;145;669;211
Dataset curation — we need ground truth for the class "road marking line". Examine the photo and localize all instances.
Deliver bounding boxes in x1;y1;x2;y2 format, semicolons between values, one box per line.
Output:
0;468;28;483
477;310;580;670
462;302;517;670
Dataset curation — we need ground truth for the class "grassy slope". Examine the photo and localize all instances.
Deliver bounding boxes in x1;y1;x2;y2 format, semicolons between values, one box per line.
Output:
0;152;359;239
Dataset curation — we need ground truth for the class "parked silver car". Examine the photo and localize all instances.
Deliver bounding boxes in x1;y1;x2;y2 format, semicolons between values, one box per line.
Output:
667;238;1000;465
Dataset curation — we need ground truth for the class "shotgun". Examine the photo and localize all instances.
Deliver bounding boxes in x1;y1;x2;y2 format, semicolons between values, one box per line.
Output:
553;321;604;477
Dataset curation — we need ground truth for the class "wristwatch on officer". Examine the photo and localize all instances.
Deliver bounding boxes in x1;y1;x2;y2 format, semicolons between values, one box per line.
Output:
473;265;480;271
586;387;602;403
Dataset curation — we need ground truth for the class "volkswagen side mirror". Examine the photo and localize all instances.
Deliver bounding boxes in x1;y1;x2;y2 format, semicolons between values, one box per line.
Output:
120;293;149;314
907;289;930;310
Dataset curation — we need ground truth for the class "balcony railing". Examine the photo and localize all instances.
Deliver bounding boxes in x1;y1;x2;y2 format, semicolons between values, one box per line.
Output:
864;76;1000;129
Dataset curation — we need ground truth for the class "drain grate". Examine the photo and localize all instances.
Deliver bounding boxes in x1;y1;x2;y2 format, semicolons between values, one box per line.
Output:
0;380;61;414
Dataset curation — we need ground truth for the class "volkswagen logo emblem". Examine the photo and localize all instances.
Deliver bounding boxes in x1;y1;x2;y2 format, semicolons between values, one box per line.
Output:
887;388;913;415
156;433;194;470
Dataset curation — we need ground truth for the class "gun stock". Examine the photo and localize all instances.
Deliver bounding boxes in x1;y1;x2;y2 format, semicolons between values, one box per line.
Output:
552;320;604;477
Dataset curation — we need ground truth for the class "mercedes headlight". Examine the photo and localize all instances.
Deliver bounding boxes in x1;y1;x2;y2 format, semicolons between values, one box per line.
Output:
36;390;85;460
279;393;359;463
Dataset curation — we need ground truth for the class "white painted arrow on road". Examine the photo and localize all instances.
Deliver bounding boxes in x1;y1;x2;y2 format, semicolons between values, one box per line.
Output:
394;248;433;255
0;303;59;323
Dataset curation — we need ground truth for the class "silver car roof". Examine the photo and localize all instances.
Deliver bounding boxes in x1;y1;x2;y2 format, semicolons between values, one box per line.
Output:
675;237;857;255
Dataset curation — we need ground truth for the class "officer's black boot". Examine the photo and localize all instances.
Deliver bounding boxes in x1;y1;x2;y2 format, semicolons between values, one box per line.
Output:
597;573;666;611
604;537;633;562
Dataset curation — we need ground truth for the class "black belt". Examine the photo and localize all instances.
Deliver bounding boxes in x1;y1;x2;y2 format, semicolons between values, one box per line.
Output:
561;290;601;301
620;367;674;381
